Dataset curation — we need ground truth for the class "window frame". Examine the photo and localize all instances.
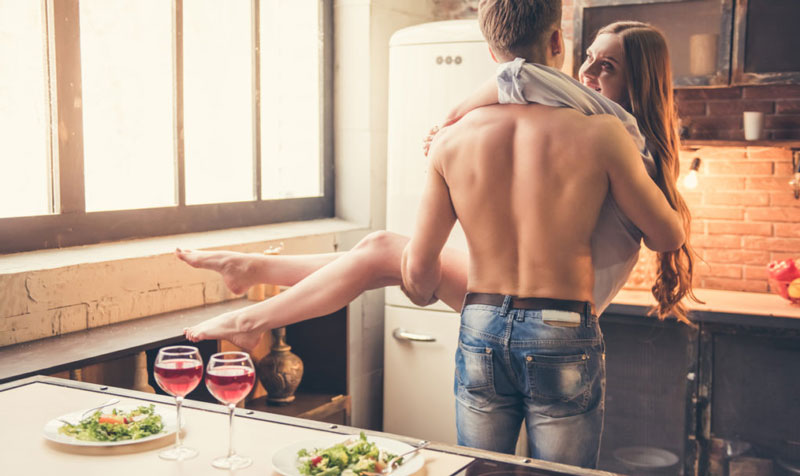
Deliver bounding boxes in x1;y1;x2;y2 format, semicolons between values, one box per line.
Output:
0;0;334;254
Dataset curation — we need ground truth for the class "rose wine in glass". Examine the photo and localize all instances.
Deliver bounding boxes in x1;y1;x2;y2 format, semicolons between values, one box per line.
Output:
206;351;256;470
154;346;203;460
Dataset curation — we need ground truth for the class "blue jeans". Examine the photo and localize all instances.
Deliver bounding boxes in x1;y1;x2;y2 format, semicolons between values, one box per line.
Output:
454;295;606;468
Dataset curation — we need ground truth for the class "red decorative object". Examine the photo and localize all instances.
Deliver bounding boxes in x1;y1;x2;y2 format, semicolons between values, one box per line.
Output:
767;259;800;304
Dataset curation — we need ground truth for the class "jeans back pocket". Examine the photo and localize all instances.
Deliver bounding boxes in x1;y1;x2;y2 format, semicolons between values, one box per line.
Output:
454;342;495;408
526;353;590;414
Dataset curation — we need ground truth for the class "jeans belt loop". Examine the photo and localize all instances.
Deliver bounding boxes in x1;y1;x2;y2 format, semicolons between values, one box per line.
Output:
584;301;591;327
501;295;512;316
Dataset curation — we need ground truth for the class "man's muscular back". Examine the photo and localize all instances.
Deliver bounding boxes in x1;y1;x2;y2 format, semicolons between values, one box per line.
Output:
431;104;616;304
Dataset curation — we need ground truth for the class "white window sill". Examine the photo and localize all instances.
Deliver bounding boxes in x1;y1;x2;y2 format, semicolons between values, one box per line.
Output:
0;218;367;274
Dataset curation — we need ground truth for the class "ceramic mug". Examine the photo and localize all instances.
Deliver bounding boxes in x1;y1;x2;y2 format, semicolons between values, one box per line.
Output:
743;111;764;141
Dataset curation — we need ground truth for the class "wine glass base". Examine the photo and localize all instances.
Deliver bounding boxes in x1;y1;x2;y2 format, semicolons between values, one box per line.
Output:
159;445;198;461
212;454;253;470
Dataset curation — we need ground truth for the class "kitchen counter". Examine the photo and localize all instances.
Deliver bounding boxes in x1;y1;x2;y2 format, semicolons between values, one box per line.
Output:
1;376;617;476
607;288;800;329
681;139;800;148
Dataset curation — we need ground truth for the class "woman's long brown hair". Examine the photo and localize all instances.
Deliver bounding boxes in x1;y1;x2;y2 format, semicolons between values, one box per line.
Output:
597;21;699;324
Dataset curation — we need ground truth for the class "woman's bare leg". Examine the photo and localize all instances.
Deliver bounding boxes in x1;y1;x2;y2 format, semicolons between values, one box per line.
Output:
184;231;468;349
175;248;343;294
435;246;469;311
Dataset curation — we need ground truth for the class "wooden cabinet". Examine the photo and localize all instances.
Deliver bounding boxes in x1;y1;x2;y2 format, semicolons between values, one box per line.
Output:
240;307;349;424
599;306;800;475
697;322;800;475
598;314;699;475
573;0;800;87
731;0;800;85
141;305;350;425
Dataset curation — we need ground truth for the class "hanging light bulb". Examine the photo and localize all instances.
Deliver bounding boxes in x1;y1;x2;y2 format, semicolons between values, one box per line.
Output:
683;157;701;190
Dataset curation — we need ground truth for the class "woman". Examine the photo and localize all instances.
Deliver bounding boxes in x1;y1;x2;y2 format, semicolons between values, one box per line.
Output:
178;21;696;351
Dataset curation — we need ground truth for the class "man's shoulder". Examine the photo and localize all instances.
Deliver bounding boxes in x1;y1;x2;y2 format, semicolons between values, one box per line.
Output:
580;114;641;165
576;114;630;143
522;108;621;141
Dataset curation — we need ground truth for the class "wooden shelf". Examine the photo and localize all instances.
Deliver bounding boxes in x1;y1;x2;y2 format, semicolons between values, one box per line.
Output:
247;392;350;425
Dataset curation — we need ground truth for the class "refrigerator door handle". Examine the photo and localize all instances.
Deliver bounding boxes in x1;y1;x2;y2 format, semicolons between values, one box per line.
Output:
392;328;437;342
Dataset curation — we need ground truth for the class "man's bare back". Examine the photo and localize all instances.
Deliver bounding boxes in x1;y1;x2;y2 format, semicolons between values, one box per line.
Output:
402;102;682;309
413;102;685;308
431;104;607;303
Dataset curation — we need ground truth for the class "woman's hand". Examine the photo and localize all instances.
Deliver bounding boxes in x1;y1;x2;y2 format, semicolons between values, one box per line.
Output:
423;125;441;157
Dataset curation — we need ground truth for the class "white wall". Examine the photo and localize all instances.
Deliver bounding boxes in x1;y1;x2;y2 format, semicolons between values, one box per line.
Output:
333;0;435;430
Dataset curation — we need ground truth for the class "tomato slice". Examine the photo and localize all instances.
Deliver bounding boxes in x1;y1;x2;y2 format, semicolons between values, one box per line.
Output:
98;415;126;425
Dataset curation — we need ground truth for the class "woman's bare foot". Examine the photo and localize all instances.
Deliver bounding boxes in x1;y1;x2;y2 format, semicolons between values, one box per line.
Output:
175;248;261;295
184;312;263;351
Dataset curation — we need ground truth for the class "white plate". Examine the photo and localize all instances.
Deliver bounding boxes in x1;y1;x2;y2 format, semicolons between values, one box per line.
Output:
613;446;679;470
43;404;177;447
272;434;425;476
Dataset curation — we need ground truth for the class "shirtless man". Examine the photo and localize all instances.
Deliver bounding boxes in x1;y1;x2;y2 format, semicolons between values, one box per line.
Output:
400;0;685;468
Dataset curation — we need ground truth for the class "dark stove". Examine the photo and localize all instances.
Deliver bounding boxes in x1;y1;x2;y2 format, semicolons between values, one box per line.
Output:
453;458;579;476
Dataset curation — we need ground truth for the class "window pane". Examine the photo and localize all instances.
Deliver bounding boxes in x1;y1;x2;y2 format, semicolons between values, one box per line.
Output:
184;0;254;205
260;0;322;199
80;0;175;212
0;0;50;218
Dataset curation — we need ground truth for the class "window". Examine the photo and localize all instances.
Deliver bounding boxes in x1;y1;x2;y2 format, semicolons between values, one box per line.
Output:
0;0;333;254
80;0;176;212
0;0;50;219
183;0;254;205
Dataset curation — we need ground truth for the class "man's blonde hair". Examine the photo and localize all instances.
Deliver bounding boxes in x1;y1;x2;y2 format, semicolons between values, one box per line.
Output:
478;0;562;59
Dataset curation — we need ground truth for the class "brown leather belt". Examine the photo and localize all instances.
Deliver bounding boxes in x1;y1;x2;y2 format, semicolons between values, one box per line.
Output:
463;292;592;315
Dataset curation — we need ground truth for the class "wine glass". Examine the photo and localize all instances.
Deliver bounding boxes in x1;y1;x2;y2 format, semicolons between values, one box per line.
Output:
153;345;203;460
205;351;256;470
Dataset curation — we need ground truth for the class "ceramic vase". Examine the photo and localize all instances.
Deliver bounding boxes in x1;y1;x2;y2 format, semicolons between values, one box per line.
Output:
256;327;303;404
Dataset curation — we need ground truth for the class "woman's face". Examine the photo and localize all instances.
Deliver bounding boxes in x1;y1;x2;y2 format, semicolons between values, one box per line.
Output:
579;32;628;107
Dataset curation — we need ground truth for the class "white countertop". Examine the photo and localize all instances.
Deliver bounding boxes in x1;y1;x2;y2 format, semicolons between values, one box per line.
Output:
5;379;476;476
611;288;800;320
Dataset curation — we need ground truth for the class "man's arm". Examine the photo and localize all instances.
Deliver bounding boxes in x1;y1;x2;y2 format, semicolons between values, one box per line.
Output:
597;116;685;252
401;143;458;306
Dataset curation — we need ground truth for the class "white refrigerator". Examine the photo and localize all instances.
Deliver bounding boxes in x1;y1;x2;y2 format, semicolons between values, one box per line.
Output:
382;20;497;445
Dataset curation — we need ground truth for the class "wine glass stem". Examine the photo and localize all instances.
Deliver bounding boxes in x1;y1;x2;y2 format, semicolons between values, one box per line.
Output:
175;396;184;448
227;403;236;458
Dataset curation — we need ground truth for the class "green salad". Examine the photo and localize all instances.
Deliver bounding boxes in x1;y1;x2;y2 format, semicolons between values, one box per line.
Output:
297;432;402;476
57;404;164;442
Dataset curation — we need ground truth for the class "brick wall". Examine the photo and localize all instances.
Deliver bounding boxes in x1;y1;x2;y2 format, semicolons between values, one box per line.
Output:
624;145;800;295
562;0;574;43
676;85;800;141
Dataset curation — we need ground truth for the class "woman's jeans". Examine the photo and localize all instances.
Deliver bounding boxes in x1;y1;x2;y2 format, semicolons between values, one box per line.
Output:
455;296;606;469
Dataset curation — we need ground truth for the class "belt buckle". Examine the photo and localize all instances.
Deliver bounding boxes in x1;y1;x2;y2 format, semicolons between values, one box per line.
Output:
541;309;581;328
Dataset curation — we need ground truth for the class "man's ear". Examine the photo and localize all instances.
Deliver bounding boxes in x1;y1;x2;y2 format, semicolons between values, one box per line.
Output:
549;28;563;57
